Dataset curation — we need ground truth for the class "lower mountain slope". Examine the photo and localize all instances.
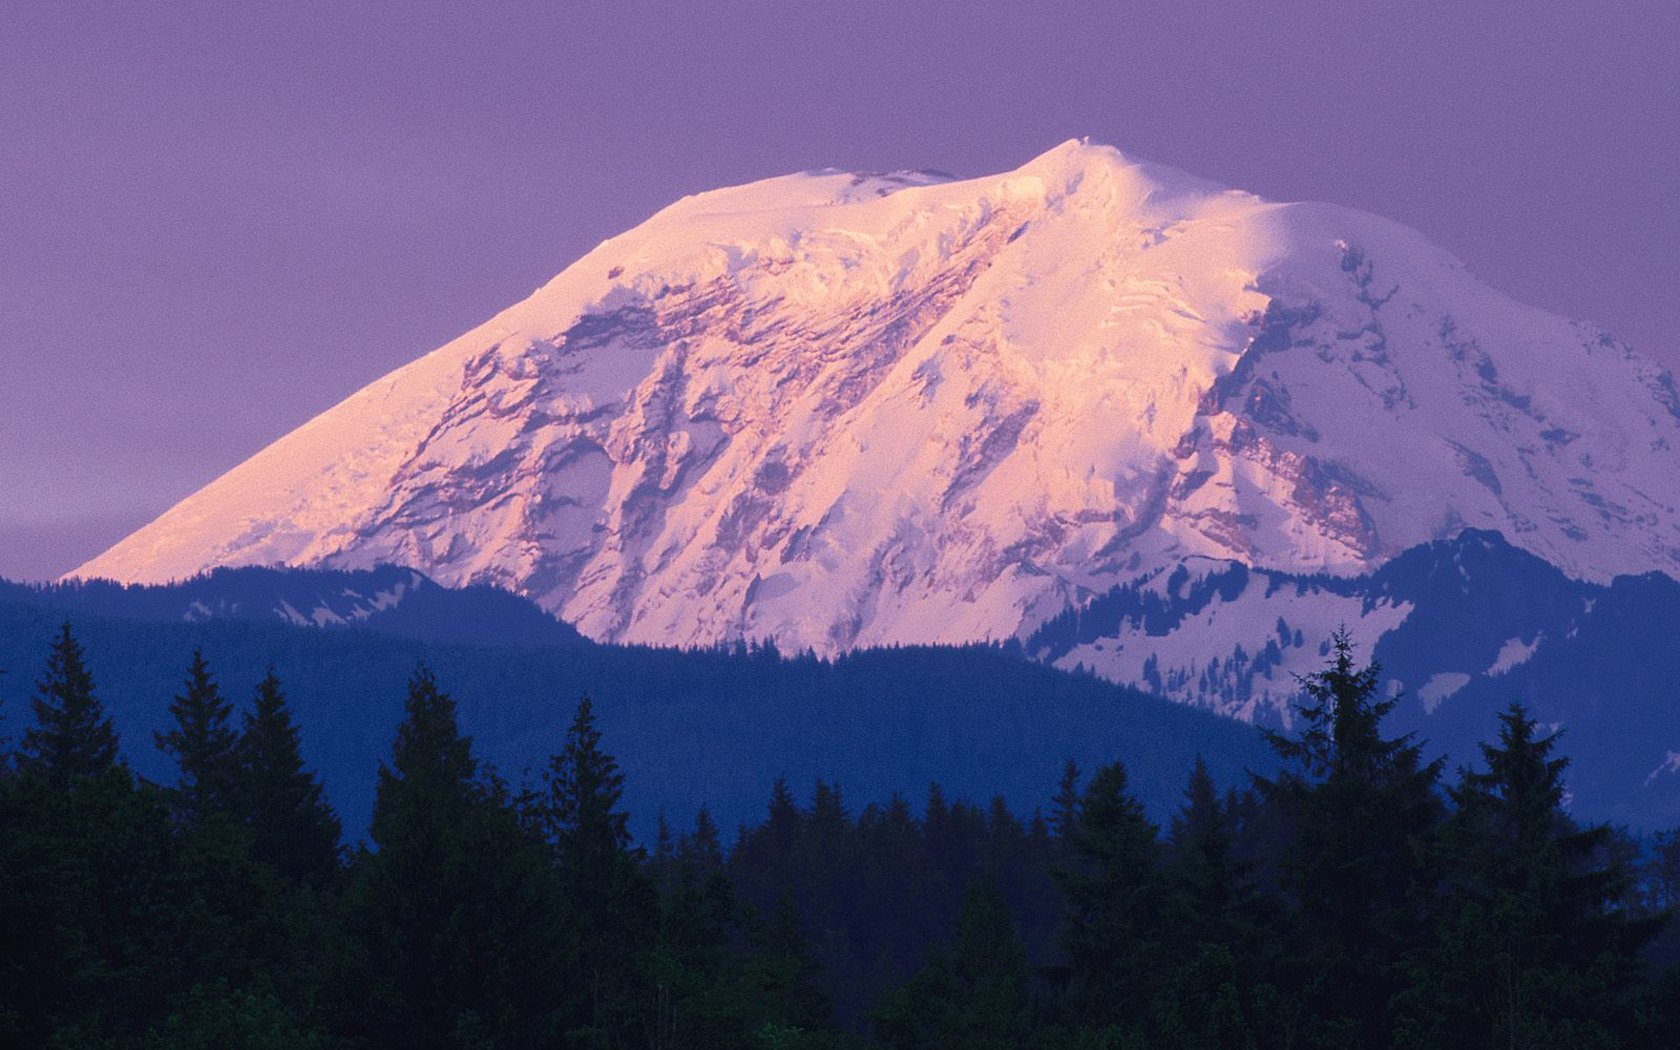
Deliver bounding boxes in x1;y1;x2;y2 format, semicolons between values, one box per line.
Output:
1028;529;1680;826
10;546;1680;827
0;578;1274;838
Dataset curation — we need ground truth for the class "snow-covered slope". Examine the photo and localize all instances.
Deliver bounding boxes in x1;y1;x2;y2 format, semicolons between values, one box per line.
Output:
75;140;1680;659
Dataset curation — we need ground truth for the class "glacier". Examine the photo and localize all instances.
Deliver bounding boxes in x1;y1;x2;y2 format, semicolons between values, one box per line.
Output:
75;139;1680;687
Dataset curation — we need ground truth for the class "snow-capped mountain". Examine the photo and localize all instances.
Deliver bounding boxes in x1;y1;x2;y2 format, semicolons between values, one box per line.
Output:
76;141;1680;670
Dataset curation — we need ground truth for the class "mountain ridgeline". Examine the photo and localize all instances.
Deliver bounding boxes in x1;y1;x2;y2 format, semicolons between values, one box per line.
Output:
0;571;1273;838
16;524;1680;829
1025;528;1680;825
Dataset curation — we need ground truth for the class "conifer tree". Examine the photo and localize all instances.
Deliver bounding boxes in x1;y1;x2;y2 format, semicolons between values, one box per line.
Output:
728;777;804;932
542;695;655;1042
5;626;181;1043
1056;760;1165;1033
808;780;848;833
236;670;341;882
648;807;745;1049
1168;756;1239;922
650;810;679;896
1155;756;1273;1049
682;804;725;876
349;665;565;1047
1257;629;1444;1049
803;780;854;933
749;891;831;1035
156;648;239;821
948;878;1034;1040
154;656;297;1008
545;695;630;858
19;622;120;786
1397;703;1661;1048
766;776;800;849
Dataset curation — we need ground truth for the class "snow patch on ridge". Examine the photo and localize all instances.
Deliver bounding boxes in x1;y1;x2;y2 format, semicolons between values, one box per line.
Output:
1417;672;1471;713
1047;563;1415;722
1487;635;1541;676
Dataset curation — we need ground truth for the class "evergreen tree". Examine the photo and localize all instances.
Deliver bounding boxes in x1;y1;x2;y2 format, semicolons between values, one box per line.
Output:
1256;629;1444;1049
347;665;566;1047
1154;757;1272;1049
541;695;656;1043
156;648;240;821
1168;757;1233;909
683;805;726;875
236;669;341;883
3;767;178;1044
148;671;342;1035
767;776;801;851
728;777;806;955
1;629;178;1043
1056;760;1165;1034
650;810;679;897
19;622;120;786
802;779;855;936
546;695;631;858
742;891;832;1045
646;807;749;1049
947;877;1034;1042
1397;703;1663;1048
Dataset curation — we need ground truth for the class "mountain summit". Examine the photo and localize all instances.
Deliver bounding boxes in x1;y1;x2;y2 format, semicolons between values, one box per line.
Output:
77;141;1680;655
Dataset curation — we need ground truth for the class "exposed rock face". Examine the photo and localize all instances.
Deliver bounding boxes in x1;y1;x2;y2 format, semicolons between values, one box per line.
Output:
76;141;1680;665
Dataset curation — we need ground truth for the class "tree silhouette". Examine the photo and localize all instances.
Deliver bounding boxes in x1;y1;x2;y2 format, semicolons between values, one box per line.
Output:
236;669;341;882
156;648;240;821
19;623;119;786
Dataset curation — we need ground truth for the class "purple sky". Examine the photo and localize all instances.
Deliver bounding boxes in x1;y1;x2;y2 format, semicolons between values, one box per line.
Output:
2;1;1676;582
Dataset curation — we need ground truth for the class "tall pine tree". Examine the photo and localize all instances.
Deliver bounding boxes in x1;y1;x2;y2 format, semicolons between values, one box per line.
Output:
1155;756;1272;1049
156;648;240;821
540;695;656;1044
1257;629;1444;1049
745;891;832;1043
236;669;341;883
347;665;566;1048
1055;760;1165;1035
1397;703;1662;1049
1051;759;1082;844
19;622;120;786
5;625;181;1043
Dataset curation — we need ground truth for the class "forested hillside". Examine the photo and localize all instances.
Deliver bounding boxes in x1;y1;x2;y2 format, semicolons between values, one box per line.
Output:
3;626;1678;1047
0;588;1272;838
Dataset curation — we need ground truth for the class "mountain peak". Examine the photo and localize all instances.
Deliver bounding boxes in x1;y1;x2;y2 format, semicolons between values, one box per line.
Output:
1012;136;1233;202
75;145;1680;659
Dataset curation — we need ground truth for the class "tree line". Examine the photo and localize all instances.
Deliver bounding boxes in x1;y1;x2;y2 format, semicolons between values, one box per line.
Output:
2;623;1678;1047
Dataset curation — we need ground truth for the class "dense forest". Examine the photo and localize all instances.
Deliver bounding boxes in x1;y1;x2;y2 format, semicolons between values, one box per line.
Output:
0;583;1278;842
3;622;1680;1047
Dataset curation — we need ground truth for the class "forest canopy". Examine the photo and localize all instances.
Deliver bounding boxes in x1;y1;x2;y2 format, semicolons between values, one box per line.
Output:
2;624;1678;1047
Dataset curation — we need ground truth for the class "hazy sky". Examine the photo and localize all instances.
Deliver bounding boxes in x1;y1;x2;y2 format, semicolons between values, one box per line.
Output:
2;1;1675;581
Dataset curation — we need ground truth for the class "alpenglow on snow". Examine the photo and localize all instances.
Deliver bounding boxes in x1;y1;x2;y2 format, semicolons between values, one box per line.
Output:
77;141;1680;673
